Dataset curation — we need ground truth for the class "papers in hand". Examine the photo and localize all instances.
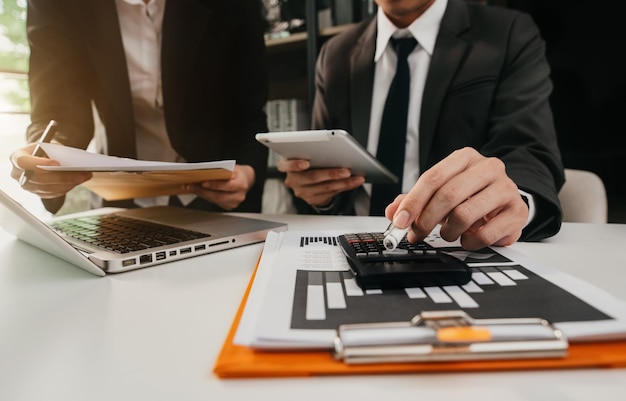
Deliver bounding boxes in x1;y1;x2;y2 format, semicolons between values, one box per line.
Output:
38;143;235;172
38;143;235;200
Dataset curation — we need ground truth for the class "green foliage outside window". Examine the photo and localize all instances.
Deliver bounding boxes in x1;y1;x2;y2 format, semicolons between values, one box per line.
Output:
0;0;29;113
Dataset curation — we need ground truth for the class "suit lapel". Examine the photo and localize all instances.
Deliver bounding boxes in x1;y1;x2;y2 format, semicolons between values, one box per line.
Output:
419;0;470;167
77;0;136;158
161;0;213;137
350;19;377;147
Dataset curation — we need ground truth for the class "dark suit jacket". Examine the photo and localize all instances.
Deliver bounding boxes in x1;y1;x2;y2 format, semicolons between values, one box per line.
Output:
305;0;565;241
26;0;269;212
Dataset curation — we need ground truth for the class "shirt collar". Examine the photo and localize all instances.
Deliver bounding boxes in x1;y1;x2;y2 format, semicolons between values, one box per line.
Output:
375;0;448;61
118;0;165;7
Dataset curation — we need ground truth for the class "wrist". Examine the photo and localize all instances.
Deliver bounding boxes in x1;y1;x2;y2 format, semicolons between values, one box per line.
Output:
311;198;336;214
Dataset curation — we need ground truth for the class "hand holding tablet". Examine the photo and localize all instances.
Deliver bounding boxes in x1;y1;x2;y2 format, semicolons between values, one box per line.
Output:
255;129;397;184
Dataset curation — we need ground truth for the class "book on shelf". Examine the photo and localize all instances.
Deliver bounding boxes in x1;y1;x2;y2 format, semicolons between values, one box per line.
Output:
264;0;373;40
266;98;311;133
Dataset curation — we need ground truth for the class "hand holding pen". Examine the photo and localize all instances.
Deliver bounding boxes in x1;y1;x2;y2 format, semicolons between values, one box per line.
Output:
18;120;58;187
383;222;409;251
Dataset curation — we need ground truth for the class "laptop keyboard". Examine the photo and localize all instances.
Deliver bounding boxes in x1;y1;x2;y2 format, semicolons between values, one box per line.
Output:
51;214;211;254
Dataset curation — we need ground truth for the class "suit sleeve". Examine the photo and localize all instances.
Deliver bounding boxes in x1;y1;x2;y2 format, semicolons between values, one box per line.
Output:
210;0;269;213
27;0;98;214
26;0;95;149
295;40;359;216
480;12;565;241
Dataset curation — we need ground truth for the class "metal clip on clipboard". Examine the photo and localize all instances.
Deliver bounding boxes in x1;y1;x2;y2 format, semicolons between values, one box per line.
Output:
333;310;568;364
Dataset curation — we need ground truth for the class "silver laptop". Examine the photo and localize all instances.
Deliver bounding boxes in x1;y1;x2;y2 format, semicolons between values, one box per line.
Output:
0;188;287;276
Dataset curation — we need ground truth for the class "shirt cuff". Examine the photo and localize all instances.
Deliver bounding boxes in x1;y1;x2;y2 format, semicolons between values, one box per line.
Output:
311;199;336;214
518;189;536;228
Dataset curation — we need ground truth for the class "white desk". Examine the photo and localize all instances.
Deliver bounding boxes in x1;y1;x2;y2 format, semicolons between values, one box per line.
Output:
1;215;625;401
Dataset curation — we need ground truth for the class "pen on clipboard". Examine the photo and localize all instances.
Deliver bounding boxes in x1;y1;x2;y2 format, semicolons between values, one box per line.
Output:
19;120;58;187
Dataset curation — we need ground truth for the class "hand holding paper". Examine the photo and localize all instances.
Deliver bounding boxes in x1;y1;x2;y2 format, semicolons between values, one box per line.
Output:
38;143;235;201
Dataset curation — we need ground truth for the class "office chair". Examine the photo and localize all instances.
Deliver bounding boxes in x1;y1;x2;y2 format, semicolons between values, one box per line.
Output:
558;169;608;223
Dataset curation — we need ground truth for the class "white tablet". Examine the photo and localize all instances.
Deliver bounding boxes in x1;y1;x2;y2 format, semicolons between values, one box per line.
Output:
255;129;398;184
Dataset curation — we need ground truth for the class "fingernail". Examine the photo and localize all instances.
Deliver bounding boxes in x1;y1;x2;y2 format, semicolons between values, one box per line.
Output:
393;210;410;228
339;170;350;178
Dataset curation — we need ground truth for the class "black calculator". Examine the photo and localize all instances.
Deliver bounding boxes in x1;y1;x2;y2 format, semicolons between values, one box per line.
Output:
337;232;472;289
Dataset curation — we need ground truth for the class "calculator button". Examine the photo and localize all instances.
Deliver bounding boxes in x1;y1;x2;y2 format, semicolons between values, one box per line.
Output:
382;249;409;256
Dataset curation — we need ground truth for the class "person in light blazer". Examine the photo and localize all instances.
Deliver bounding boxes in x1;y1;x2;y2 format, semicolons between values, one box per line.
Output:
10;0;269;214
278;0;565;250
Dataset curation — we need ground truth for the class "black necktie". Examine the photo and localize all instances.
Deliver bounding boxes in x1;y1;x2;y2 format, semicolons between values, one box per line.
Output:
369;37;417;216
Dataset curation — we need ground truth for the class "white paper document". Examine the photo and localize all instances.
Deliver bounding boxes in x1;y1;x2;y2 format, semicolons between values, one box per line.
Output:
38;143;235;172
235;229;626;350
34;143;236;200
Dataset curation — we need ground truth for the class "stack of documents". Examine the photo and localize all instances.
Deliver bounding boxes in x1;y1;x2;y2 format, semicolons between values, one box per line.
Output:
39;143;235;200
213;228;626;377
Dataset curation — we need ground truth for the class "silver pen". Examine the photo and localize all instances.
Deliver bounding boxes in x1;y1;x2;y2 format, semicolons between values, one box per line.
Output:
382;222;410;251
19;120;58;187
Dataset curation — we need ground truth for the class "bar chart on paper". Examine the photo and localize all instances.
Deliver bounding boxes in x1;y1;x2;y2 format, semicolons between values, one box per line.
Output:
289;234;611;330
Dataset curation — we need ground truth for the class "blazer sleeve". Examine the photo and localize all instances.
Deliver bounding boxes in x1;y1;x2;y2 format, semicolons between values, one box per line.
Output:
26;0;96;149
296;35;359;216
227;0;270;212
478;12;565;241
27;0;100;214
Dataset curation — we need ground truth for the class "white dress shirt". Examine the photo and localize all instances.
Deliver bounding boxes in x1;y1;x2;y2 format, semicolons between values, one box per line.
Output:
355;0;447;215
115;0;194;207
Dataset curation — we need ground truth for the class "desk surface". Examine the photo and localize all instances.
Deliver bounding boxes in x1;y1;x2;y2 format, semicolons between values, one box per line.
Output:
1;214;625;401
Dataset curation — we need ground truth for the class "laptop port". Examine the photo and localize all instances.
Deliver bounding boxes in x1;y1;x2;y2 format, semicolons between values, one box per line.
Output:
194;244;206;251
180;247;192;254
155;251;166;261
122;258;136;267
140;254;153;264
169;250;177;256
209;240;229;247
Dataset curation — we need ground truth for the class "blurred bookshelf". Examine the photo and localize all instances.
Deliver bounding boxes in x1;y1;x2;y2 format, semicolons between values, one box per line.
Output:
263;0;375;103
265;23;356;54
265;23;356;101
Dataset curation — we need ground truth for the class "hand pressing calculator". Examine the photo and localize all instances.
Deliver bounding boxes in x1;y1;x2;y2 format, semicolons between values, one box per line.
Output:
337;232;472;289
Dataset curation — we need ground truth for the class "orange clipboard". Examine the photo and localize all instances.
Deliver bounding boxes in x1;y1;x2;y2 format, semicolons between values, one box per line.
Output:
213;260;626;378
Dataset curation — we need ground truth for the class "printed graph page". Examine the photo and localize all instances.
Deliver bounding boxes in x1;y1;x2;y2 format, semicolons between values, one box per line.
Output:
234;229;626;350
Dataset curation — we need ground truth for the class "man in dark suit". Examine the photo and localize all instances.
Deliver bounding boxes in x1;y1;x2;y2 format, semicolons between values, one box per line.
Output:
278;0;564;250
10;0;269;214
